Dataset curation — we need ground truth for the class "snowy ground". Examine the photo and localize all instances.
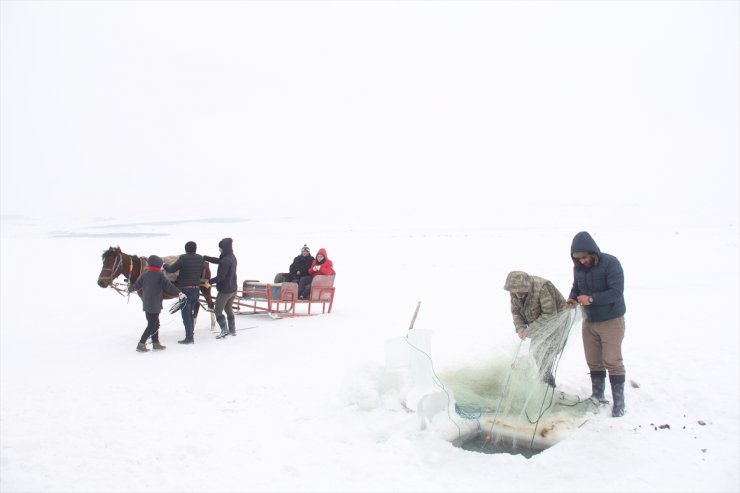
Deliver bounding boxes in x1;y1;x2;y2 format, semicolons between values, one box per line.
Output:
1;211;738;492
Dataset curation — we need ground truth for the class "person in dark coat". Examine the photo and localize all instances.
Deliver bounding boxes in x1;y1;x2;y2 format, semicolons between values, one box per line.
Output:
566;231;627;417
163;241;204;344
203;238;238;338
274;244;314;283
128;255;184;352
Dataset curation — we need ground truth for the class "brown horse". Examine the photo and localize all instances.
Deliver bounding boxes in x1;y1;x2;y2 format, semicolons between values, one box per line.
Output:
98;246;215;326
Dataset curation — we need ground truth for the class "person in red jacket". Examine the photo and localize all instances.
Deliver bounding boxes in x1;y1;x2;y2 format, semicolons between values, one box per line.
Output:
298;247;335;299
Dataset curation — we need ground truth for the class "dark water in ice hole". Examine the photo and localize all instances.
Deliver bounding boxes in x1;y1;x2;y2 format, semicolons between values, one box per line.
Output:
458;432;546;458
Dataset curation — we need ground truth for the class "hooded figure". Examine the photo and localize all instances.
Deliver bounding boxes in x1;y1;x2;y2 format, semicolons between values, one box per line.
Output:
298;247;335;299
504;270;566;388
504;271;565;337
205;238;238;293
568;232;626;322
568;231;627;418
204;238;238;337
309;248;335;277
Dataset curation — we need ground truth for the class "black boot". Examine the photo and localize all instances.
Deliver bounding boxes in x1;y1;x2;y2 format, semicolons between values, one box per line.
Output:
543;371;556;388
180;326;194;344
610;374;626;417
589;370;609;404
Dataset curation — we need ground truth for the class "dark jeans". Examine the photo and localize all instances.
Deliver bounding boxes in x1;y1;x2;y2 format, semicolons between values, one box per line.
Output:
140;312;161;344
180;287;200;340
298;275;313;299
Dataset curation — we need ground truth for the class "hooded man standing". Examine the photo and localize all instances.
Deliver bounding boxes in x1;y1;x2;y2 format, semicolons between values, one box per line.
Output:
566;231;627;417
204;238;238;339
164;241;204;344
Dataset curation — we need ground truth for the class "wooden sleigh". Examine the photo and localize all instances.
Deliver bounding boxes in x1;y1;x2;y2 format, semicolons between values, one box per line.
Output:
233;275;336;318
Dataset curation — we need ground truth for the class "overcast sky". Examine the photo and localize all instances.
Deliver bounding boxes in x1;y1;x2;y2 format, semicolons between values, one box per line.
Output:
1;1;738;223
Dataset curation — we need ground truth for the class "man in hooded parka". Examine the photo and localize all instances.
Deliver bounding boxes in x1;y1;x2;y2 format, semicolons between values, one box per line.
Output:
204;238;238;338
566;231;627;417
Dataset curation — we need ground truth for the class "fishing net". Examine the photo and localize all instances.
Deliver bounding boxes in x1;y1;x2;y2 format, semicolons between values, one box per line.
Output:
437;307;592;453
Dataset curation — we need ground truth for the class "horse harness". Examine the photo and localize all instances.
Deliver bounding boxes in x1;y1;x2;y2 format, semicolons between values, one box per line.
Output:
101;250;145;296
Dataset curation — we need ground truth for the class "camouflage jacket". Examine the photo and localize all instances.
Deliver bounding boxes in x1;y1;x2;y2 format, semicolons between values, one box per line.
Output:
507;274;566;336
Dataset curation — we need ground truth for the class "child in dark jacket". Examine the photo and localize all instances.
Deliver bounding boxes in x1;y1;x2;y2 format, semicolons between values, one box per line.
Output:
128;255;184;352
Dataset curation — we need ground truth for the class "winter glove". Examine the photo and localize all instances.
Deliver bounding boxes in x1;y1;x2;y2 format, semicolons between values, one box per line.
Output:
178;292;187;301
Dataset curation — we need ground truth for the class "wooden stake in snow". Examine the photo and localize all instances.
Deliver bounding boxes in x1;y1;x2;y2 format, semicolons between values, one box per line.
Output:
408;301;421;331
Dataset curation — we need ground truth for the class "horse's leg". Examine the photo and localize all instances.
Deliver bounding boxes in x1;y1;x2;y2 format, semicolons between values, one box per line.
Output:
200;285;216;331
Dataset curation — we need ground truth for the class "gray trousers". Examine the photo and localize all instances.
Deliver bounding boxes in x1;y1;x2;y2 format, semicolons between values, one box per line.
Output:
214;291;236;332
582;316;626;376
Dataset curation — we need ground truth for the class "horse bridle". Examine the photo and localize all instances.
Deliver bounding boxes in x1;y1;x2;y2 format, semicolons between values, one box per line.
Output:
99;250;142;296
99;250;123;287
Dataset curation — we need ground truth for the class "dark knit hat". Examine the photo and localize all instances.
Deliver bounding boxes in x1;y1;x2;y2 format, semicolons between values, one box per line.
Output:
185;241;197;253
147;255;164;268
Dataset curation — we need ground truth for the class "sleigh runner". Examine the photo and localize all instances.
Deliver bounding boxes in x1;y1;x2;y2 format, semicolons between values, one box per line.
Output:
233;275;336;317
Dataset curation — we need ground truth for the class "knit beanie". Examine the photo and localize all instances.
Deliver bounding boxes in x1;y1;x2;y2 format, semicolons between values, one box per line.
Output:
147;255;164;268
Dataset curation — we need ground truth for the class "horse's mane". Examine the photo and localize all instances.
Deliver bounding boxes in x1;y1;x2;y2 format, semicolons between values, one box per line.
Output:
101;246;122;260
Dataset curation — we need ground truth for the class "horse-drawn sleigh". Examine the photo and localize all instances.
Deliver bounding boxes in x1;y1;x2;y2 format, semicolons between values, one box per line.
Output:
233;275;336;318
98;246;336;321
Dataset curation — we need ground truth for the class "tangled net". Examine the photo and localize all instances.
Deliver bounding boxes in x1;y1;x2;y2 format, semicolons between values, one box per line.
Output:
438;307;590;453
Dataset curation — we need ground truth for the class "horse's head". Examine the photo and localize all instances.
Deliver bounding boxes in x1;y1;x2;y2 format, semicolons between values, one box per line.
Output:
98;246;123;288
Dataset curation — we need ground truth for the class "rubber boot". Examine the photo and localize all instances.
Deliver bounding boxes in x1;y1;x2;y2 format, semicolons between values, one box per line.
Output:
152;342;166;351
589;370;609;404
610;374;626;417
543;371;556;388
136;342;149;352
216;317;229;338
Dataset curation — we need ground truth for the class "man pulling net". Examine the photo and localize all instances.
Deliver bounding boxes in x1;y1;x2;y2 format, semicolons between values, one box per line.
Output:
503;270;571;388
